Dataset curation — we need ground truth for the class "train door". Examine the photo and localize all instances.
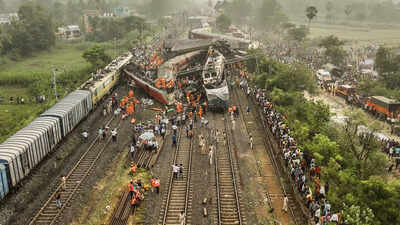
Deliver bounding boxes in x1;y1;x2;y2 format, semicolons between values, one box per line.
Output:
0;163;10;199
0;151;22;185
0;156;16;187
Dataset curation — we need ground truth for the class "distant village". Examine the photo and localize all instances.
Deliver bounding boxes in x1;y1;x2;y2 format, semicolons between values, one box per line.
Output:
0;7;140;40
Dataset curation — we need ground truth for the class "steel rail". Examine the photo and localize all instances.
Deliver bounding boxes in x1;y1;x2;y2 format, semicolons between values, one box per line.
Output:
232;85;301;225
28;116;120;225
218;113;243;225
161;125;193;225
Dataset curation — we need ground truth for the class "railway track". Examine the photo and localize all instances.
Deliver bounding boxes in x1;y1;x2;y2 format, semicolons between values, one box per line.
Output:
108;191;136;225
213;113;246;225
29;116;122;225
158;127;193;225
232;86;308;225
108;134;167;225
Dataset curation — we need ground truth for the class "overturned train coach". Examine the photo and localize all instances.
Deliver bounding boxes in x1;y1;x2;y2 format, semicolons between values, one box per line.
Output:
0;53;132;200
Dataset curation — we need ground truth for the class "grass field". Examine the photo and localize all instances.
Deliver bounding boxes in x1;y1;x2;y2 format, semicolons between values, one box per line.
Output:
0;104;48;142
308;22;400;47
0;42;93;142
0;42;91;77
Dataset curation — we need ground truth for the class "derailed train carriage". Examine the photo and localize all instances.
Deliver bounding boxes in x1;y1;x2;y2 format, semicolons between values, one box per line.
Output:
0;53;132;200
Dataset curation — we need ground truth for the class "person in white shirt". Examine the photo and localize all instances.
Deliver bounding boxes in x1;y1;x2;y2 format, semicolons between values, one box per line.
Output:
82;131;88;142
172;164;179;179
208;146;214;166
130;144;135;159
111;129;117;142
314;208;321;224
172;124;178;135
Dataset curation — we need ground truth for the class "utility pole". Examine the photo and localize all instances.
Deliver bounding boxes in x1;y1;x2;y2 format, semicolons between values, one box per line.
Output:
52;69;58;101
114;37;117;58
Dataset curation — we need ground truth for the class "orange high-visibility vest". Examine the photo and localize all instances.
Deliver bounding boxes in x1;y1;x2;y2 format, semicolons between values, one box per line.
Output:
228;107;232;113
131;165;137;173
131;197;137;205
152;179;160;187
233;106;237;111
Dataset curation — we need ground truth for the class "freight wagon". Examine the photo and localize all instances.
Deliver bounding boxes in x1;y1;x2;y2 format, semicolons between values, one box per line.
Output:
0;52;132;200
365;96;400;119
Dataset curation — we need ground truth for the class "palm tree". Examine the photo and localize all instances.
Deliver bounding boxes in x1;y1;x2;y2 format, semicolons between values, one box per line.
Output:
344;5;352;18
306;6;318;26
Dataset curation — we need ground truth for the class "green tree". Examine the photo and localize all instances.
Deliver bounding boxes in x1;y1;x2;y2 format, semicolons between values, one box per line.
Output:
18;2;55;52
319;35;344;48
266;62;317;93
374;46;400;89
287;25;309;42
356;179;400;225
375;46;398;75
341;204;375;225
216;14;232;31
306;6;318;25
325;46;347;66
319;35;347;66
305;134;338;166
82;45;112;69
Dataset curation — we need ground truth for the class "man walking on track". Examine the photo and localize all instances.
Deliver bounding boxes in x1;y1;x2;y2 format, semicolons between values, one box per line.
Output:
130;143;135;159
172;134;177;147
282;195;288;212
172;164;179;179
129;181;135;199
112;128;117;142
55;192;62;209
61;175;67;190
208;146;214;166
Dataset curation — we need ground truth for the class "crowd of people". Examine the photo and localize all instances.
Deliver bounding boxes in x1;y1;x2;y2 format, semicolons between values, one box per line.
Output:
3;95;46;104
241;81;342;225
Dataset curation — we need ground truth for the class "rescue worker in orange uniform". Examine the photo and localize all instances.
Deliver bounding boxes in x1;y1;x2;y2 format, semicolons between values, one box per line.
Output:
131;163;137;175
151;177;160;194
128;90;134;98
131;194;137;211
128;181;135;199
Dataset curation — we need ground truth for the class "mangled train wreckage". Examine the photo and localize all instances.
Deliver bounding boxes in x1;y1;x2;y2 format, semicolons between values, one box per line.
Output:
123;37;248;111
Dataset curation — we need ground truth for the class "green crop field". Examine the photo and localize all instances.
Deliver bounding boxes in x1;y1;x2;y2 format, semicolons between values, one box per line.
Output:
0;103;48;143
0;42;93;142
308;22;400;47
0;43;91;76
